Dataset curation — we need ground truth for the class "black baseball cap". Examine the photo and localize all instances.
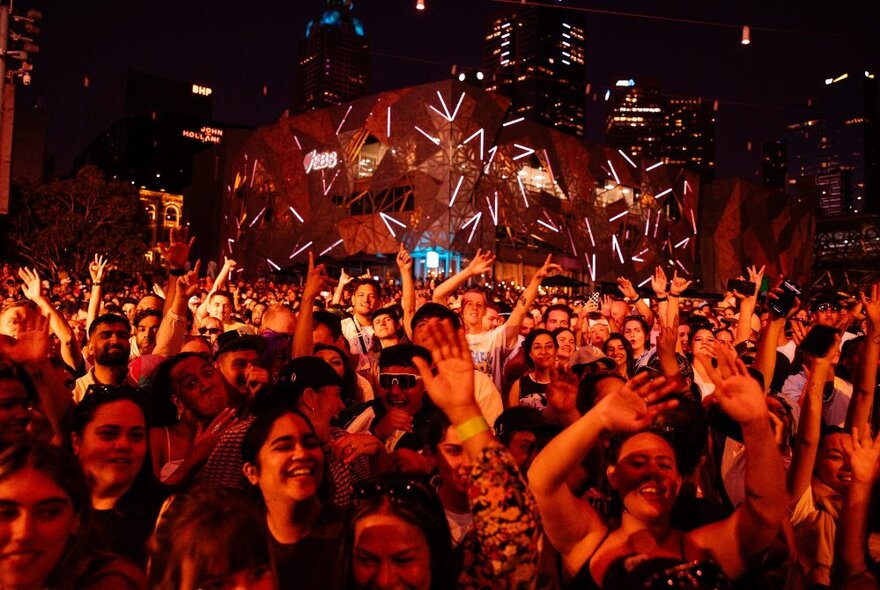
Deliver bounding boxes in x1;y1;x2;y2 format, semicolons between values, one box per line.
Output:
410;302;461;332
214;330;267;359
277;356;343;393
494;406;560;441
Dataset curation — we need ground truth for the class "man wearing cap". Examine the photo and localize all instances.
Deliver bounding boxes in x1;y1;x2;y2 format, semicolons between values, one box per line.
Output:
810;295;842;328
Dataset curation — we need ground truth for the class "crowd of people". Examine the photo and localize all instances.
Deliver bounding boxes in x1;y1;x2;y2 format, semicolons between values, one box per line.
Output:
0;229;879;590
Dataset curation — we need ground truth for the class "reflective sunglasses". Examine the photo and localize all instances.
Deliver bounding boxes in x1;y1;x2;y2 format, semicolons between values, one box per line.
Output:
198;327;223;335
814;302;841;312
378;372;422;390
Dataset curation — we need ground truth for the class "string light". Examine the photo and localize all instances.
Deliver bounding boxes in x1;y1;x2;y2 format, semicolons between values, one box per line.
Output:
741;25;751;45
416;0;425;10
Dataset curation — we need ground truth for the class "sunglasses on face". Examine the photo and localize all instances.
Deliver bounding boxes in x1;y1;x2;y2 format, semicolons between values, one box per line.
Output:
378;372;422;390
814;303;840;312
198;327;222;335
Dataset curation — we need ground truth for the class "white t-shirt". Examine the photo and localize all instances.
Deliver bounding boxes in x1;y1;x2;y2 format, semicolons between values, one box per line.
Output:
341;316;375;373
466;325;509;393
781;371;853;429
445;508;473;548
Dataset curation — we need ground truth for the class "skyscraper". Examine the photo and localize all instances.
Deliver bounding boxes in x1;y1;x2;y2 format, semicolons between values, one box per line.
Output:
762;139;786;190
786;71;879;216
294;0;369;113
483;5;586;137
605;78;716;184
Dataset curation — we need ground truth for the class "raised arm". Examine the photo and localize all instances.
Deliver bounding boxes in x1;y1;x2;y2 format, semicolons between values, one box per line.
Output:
196;257;235;322
528;372;677;574
617;276;654;325
18;267;81;372
690;342;787;579
504;255;563;347
158;227;195;317
85;254;108;334
833;427;880;588
846;283;880;431
331;268;354;307
755;280;799;394
413;319;540;586
154;262;201;357
432;248;495;304
292;253;329;359
734;265;765;345
0;314;73;443
786;338;837;507
395;244;416;341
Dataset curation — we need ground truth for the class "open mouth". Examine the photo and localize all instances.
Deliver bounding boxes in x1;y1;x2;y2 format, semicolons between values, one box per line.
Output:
386;396;409;408
1;550;41;566
638;484;668;499
839;473;852;484
285;462;318;479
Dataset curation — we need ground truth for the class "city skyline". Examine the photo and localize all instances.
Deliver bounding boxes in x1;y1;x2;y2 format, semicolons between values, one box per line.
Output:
18;0;879;181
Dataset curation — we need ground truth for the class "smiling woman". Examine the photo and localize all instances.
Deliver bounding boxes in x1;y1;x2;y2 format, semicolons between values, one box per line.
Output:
68;385;169;566
242;406;346;590
0;443;146;589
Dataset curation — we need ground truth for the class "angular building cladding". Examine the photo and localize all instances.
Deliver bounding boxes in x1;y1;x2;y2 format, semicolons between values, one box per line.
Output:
294;0;369;113
605;79;716;184
483;5;586;137
221;80;699;284
786;71;879;216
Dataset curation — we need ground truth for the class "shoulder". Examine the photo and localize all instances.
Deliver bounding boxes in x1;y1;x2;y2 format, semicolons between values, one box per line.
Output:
77;555;147;590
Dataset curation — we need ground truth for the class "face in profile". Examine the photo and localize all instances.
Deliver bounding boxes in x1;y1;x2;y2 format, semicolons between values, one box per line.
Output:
0;467;80;590
352;510;431;590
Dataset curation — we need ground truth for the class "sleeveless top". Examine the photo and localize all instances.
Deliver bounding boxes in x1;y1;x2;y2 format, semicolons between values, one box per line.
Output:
516;374;549;411
568;529;730;590
159;426;184;483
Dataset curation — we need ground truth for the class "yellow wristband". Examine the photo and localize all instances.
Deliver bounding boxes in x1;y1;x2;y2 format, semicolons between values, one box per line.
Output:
455;416;489;442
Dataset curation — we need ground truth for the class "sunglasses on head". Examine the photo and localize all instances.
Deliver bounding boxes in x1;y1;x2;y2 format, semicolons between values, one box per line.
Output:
353;478;435;506
198;327;222;335
378;372;422;390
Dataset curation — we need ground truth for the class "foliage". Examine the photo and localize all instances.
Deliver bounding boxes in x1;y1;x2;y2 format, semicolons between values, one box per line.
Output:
4;166;151;279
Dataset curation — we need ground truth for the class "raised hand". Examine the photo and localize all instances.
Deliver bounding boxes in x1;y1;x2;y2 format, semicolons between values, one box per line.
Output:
17;267;43;302
668;271;692;297
159;226;195;270
177;260;202;299
395;243;413;273
303;252;329;298
372;408;414;440
466;248;496;276
0;313;50;365
745;265;766;298
850;426;880;484
89;254;108;285
651;266;668;297
545;367;579;417
411;318;477;418
616;276;638;300
860;283;880;329
534;254;564;281
338;268;354;288
192;408;238;454
655;315;679;358
701;341;768;425
600;295;614;317
767;277;801;320
592;372;679;433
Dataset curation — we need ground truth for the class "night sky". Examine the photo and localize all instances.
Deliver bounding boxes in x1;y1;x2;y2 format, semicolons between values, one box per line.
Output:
18;0;880;181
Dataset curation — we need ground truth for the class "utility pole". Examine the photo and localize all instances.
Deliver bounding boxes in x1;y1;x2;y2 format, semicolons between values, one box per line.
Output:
0;1;41;214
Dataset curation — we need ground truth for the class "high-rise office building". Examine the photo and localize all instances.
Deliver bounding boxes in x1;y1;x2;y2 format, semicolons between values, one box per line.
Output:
75;70;224;193
762;139;786;190
605;78;716;183
294;0;369;113
483;5;586;137
786;71;879;216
